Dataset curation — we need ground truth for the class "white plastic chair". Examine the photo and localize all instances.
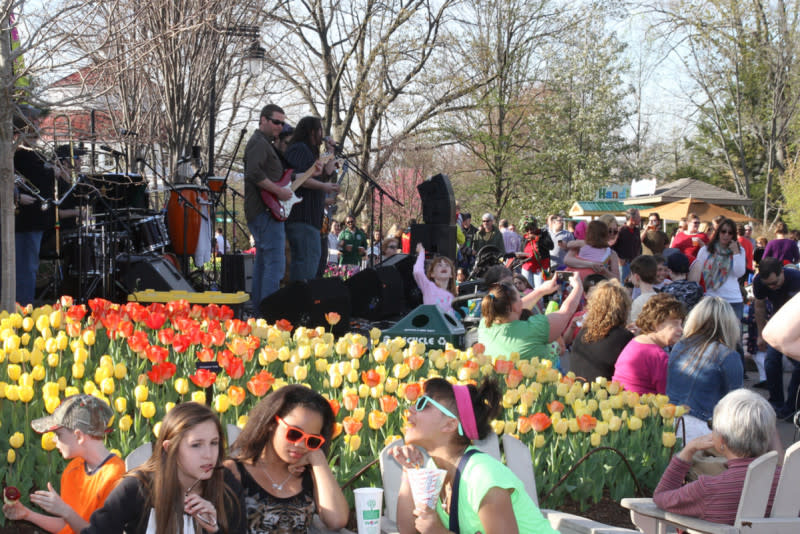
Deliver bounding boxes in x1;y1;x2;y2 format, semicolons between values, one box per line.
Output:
621;450;782;534
124;442;153;470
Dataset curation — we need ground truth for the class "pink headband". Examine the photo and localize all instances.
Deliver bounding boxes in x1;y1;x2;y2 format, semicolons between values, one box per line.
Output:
452;385;479;440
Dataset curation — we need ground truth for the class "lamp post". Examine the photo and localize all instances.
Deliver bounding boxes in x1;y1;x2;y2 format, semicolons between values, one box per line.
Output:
207;27;265;176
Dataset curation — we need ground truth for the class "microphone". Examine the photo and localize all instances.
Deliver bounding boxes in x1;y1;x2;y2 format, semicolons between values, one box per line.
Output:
191;145;202;168
100;145;125;158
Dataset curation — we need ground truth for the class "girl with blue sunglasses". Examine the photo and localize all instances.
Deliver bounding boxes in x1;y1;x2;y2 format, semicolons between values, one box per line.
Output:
391;377;556;534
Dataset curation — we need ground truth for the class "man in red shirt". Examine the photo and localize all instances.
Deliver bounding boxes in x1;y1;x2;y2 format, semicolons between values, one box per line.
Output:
671;212;709;265
737;223;754;275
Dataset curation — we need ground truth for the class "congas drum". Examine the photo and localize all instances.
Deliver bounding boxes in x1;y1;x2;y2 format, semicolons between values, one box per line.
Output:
167;185;210;255
207;176;225;193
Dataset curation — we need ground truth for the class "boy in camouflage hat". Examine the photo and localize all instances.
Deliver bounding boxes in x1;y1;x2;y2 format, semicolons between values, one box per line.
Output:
2;395;125;534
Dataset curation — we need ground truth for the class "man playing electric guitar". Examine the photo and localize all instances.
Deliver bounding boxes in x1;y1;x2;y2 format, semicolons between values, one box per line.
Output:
244;104;323;310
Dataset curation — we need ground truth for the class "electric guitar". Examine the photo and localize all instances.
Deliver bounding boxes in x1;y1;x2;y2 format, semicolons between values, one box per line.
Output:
261;154;333;221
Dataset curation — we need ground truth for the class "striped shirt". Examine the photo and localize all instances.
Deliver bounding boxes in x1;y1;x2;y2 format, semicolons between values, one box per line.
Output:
653;455;781;524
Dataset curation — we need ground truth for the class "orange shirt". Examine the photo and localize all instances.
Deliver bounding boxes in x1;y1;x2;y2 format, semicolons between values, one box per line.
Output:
58;454;125;534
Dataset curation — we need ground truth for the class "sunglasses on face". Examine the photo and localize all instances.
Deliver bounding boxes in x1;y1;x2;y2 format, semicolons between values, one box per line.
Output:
414;395;463;436
719;229;735;235
609;228;619;235
275;415;325;450
268;118;285;126
691;220;700;225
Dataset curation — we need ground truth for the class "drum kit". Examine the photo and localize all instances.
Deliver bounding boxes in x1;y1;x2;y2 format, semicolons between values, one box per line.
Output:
38;172;214;302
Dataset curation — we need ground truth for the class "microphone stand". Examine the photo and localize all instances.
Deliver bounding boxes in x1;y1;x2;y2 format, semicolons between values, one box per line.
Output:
212;128;248;285
337;154;403;268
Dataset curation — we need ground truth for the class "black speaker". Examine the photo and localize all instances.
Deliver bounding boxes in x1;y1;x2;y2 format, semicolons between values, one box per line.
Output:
346;267;407;320
410;224;457;264
221;254;254;293
378;254;422;309
117;254;194;293
417;173;456;225
260;279;352;335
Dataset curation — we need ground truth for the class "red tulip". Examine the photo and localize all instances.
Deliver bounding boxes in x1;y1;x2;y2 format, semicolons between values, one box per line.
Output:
275;319;293;332
547;400;565;414
144;311;166;330
361;369;381;388
530;412;552;432
147;362;177;384
127;331;150;353
246;371;275;397
190;368;217;388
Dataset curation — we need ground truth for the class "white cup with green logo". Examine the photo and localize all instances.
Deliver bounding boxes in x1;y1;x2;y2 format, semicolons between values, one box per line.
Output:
354;487;383;534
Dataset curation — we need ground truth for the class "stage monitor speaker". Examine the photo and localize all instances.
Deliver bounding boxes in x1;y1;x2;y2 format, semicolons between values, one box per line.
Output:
117;254;195;293
260;279;351;336
410;224;457;264
346;267;407;320
378;254;422;309
417;173;456;225
382;304;465;350
221;254;254;293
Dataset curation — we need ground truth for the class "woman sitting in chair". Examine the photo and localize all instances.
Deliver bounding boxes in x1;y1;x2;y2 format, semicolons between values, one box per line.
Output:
391;377;556;534
653;388;782;525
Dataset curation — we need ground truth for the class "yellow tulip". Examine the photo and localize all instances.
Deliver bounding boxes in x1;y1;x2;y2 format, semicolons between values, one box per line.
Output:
595;421;609;436
82;329;96;346
42;382;59;398
491;420;505;435
83;381;97;395
191;391;206;404
140;401;156;419
35;314;49;332
47;352;59;367
590;432;602;447
73;346;88;364
357;384;370;398
134;384;149;403
45;337;59;354
0;381;6;399
94;366;110;384
114;397;127;413
627;416;643;431
352;407;365;422
119;414;133;432
7;364;21;381
503;421;516;435
553;419;569;436
368;410;388;430
64;386;80;397
9;431;25;448
608;416;622;432
293;365;308;381
533;434;546;448
174;378;189;395
165;402;175;413
5;385;20;401
18;385;34;403
237;415;249;428
153;422;162;439
72;362;85;379
662;432;677;448
348;434;362;452
384;377;398;394
21;317;34;332
114;362;127;380
633;404;650;420
41;432;57;451
315;359;329;373
7;449;15;464
101;377;115;395
17;372;33;388
214;394;231;414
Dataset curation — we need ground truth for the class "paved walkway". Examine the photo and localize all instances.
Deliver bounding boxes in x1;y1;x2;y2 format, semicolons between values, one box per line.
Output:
744;366;798;448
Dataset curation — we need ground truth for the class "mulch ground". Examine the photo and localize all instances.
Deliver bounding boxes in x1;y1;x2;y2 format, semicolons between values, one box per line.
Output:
557;490;636;529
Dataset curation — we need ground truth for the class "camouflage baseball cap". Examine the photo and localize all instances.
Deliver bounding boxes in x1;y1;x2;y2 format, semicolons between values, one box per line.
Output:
31;394;113;437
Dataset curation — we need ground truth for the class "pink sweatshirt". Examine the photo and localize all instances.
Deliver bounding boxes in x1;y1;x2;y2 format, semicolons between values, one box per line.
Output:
612;339;668;394
413;253;455;313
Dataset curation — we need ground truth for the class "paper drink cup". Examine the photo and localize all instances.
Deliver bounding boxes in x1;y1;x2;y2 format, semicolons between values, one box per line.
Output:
406;468;446;510
354;487;383;534
3;486;21;505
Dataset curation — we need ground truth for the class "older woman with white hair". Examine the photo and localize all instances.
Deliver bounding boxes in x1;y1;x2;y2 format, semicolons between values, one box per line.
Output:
653;389;782;525
666;297;744;442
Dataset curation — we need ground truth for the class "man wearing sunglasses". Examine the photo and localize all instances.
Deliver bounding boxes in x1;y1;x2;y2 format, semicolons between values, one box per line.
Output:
671;212;708;265
244;104;321;311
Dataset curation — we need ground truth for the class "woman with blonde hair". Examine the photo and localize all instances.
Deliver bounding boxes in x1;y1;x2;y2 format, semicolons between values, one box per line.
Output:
667;297;743;441
83;402;245;534
570;279;634;381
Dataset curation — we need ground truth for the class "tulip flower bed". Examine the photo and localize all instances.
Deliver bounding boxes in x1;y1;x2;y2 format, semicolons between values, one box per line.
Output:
0;297;680;523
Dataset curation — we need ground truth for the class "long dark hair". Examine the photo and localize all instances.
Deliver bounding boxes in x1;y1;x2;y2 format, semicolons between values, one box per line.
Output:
288;116;323;157
423;377;502;446
705;217;737;254
231;384;335;462
130;402;236;534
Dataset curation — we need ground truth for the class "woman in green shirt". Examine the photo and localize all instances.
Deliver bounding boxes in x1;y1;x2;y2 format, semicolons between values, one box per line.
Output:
390;378;557;534
477;275;583;363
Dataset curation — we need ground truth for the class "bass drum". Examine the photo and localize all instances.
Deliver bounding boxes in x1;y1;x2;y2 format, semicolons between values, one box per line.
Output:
166;185;210;256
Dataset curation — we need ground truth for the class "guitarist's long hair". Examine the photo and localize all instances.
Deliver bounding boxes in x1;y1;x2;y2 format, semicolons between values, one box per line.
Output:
288;116;323;158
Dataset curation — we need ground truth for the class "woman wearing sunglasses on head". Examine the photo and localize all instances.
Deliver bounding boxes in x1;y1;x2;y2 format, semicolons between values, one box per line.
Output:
224;385;348;533
390;378;557;534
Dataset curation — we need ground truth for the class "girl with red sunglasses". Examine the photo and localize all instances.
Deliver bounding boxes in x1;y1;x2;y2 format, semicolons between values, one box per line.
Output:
224;385;348;532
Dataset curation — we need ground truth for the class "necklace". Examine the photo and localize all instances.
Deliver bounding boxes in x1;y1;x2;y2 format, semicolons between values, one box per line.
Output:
263;467;293;491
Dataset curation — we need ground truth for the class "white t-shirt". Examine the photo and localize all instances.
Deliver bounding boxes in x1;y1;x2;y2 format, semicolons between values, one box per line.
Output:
694;246;746;303
215;233;229;254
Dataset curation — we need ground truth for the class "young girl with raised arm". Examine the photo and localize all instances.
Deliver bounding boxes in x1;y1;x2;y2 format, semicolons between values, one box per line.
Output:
414;243;457;314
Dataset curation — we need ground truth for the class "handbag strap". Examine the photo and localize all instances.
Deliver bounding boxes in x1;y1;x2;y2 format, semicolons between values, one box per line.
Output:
448;448;482;534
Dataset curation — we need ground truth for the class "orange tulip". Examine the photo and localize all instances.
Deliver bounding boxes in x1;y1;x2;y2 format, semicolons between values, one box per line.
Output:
325;312;341;326
404;382;422;403
517;416;533;434
343;393;359;411
577;414;598;433
361;369;381;388
246;370;275;397
332;422;343;439
227;386;246;406
406;355;424;370
379;395;399;413
505;368;523;388
530;412;552;432
472;342;485;355
328;398;341;417
547;400;565;414
368;410;388;430
342;416;363;435
275;319;293;332
494;359;514;374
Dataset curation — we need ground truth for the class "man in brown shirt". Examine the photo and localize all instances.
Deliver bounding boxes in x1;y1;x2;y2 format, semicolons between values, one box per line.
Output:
244;104;295;307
